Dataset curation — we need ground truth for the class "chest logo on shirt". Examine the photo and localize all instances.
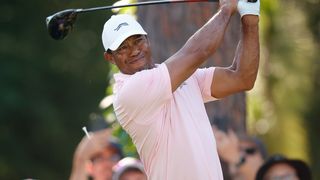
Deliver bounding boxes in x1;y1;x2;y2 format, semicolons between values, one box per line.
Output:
179;82;187;89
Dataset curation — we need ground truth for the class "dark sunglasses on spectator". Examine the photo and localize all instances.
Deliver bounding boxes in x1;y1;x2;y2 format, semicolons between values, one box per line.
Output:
242;147;257;155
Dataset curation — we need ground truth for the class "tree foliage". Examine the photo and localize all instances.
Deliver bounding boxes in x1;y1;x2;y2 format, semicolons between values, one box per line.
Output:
298;0;320;178
0;0;116;179
247;1;319;179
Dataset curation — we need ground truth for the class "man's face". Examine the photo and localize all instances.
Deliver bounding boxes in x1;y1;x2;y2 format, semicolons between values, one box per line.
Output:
238;140;264;172
120;170;147;180
88;148;120;180
264;163;299;180
105;35;153;75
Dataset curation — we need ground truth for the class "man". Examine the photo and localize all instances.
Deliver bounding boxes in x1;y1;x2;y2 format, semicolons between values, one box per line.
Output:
69;129;123;180
102;0;260;179
214;127;267;180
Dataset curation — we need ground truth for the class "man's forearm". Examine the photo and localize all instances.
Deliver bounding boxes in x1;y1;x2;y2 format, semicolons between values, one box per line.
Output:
183;5;235;64
165;4;236;91
233;16;259;90
69;161;88;180
69;151;88;180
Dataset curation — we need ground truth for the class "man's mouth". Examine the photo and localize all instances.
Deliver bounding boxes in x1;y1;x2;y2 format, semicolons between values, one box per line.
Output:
128;55;144;64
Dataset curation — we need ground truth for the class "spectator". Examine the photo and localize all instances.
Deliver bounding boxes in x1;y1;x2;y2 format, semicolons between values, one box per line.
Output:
256;154;312;180
213;126;267;180
69;129;123;180
112;157;147;180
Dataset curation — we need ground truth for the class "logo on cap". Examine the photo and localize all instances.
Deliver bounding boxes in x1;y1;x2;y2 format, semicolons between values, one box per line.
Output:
114;22;129;31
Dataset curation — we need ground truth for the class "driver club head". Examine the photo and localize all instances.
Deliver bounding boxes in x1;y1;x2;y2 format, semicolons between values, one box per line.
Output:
46;9;79;40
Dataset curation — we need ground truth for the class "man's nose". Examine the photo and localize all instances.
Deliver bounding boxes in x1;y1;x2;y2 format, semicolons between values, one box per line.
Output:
129;43;140;56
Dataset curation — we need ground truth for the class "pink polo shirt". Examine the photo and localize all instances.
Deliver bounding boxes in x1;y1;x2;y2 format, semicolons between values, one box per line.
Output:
113;63;223;180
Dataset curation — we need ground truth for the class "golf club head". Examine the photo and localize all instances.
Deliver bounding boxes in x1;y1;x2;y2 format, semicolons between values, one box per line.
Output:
46;9;79;40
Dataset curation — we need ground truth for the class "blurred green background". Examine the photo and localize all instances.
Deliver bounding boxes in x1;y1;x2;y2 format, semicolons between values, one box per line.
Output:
0;0;319;179
0;0;117;179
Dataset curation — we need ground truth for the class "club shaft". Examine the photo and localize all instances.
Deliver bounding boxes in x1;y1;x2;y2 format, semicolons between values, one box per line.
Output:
78;0;218;13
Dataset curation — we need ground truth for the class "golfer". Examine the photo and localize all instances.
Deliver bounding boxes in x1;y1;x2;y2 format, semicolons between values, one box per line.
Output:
102;0;260;179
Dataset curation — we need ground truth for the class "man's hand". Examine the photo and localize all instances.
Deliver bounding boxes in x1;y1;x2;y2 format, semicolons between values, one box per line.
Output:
219;0;238;15
74;129;112;161
238;0;260;18
70;129;112;180
212;126;242;164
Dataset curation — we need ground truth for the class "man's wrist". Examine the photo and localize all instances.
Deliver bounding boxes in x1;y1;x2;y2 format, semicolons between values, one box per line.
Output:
220;5;236;17
241;15;259;26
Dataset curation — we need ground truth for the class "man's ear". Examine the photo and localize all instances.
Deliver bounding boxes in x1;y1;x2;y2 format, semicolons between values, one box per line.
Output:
104;52;115;64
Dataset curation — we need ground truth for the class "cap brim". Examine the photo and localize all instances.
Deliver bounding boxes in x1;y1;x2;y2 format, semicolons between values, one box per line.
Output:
108;30;147;51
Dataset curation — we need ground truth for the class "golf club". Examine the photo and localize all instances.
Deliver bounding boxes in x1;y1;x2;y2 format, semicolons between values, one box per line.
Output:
46;0;257;40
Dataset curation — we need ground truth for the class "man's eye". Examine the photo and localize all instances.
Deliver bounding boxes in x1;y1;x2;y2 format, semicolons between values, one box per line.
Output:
118;45;128;51
135;38;144;45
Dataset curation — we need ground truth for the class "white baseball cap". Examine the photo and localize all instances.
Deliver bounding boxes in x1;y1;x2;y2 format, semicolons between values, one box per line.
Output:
102;14;147;51
112;157;145;180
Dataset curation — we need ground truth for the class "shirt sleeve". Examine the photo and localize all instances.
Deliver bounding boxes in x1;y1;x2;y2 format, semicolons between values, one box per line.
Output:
194;67;218;103
114;63;172;125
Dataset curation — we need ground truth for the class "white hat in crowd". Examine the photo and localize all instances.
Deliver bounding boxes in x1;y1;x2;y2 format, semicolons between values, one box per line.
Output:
112;157;145;180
